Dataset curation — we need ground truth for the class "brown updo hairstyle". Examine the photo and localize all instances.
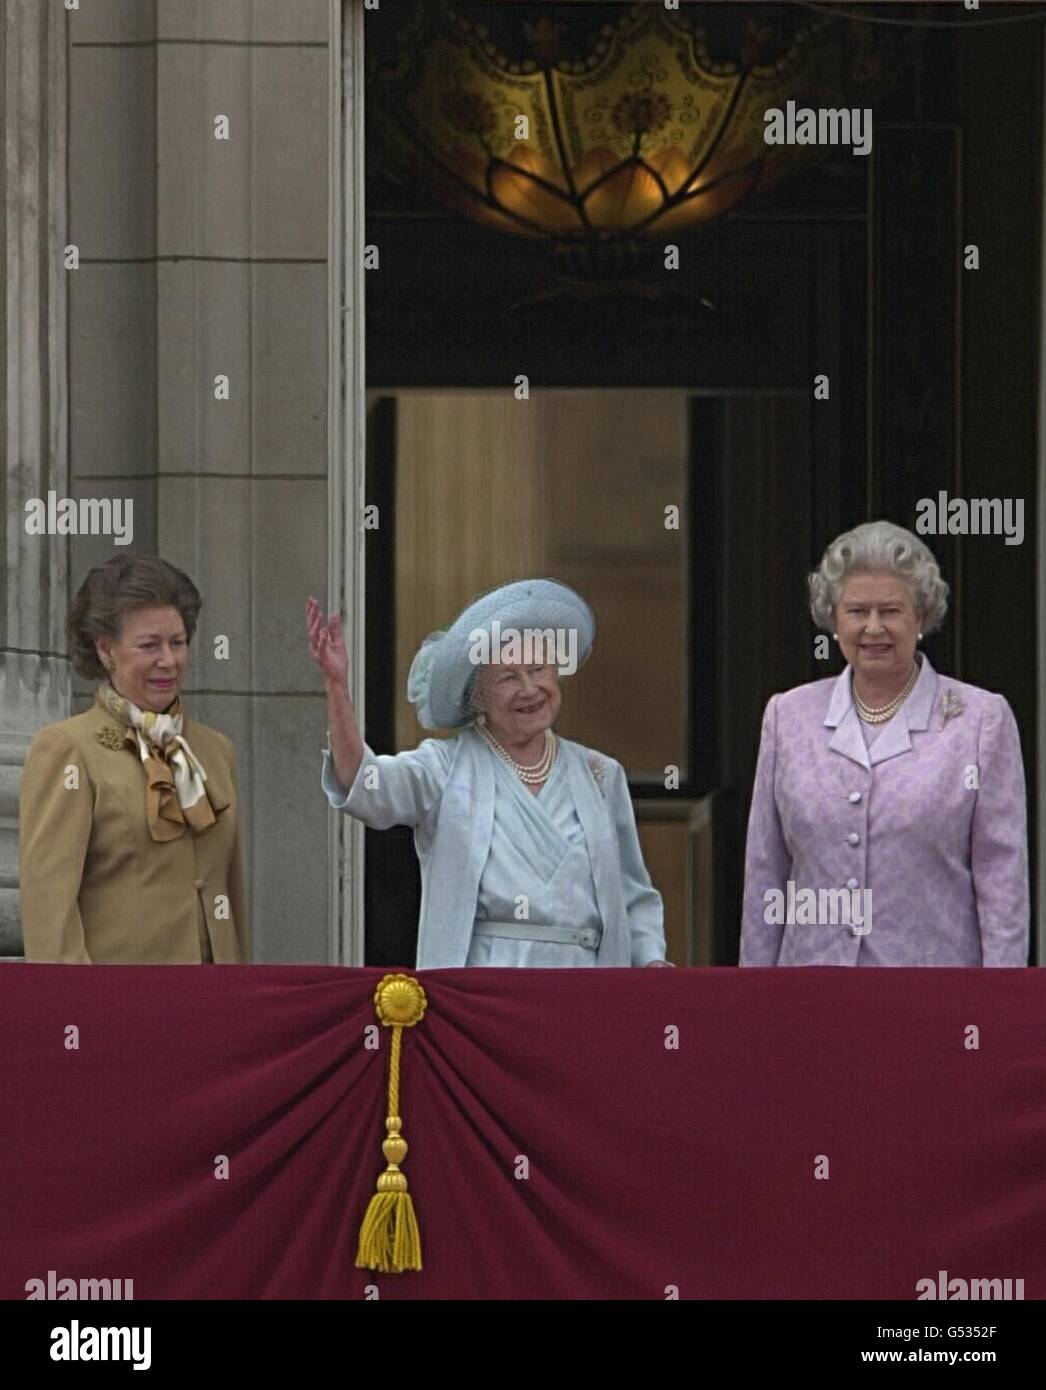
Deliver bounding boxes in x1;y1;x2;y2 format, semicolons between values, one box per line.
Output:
66;555;203;681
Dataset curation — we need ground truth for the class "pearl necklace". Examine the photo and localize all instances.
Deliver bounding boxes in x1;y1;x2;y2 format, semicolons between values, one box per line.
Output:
478;724;558;784
853;661;919;724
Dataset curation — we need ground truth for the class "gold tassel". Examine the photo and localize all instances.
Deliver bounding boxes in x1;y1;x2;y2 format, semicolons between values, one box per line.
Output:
356;974;427;1273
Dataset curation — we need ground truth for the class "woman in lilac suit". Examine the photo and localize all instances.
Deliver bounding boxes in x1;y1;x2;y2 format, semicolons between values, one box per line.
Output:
740;520;1029;967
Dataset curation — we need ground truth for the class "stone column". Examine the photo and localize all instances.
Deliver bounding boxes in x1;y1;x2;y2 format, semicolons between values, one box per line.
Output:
0;0;70;956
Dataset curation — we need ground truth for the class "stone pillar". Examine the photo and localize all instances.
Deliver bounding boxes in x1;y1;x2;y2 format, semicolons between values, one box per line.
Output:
0;0;70;956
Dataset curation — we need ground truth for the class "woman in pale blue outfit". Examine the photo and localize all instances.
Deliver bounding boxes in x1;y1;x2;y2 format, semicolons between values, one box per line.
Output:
306;579;670;969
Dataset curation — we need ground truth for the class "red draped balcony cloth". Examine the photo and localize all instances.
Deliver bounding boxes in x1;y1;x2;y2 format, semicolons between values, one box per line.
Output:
2;965;1044;1299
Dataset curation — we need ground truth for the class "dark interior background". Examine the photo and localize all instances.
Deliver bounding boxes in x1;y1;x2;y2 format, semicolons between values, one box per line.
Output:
361;0;1041;966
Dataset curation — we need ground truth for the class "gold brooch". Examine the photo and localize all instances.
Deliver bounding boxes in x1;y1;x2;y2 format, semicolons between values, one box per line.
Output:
96;725;126;750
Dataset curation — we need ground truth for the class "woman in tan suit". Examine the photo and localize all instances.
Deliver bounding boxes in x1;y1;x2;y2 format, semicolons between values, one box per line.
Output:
19;555;248;963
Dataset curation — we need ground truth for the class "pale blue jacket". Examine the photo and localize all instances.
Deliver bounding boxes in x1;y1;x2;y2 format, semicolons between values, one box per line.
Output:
322;727;666;968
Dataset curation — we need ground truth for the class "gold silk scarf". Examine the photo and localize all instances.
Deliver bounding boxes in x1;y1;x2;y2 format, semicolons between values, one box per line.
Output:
97;682;217;842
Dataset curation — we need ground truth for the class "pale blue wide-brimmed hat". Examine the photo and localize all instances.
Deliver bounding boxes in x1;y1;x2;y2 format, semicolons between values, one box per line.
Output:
407;578;595;731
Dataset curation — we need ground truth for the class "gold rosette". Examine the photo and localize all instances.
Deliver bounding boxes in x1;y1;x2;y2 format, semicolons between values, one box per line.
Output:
356;974;427;1273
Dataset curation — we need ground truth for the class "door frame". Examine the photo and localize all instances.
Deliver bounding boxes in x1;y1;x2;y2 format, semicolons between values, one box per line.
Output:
328;0;367;963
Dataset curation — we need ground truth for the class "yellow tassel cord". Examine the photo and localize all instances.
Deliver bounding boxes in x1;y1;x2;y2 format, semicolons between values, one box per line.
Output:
355;974;427;1273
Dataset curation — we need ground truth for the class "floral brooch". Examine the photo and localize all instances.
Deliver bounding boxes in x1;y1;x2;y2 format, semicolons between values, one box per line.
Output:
588;756;608;795
96;725;126;751
939;690;964;729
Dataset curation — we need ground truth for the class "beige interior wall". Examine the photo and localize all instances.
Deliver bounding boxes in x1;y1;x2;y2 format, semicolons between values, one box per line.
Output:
393;390;688;779
394;393;547;748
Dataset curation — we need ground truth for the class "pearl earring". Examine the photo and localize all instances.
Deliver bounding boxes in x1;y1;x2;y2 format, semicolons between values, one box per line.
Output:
917;632;923;642
476;712;486;726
